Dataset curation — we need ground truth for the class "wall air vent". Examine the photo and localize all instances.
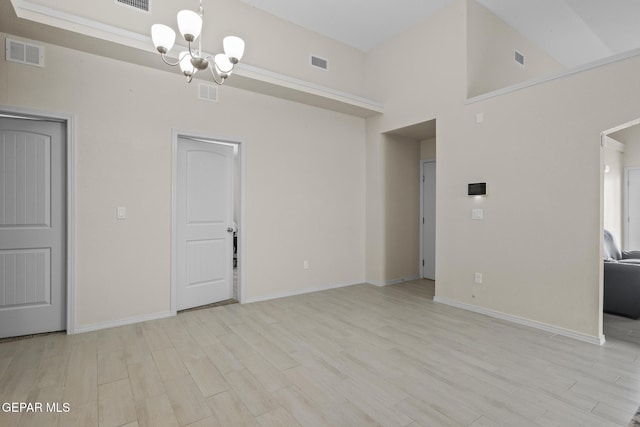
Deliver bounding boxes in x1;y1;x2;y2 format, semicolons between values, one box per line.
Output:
311;55;328;70
5;38;44;67
198;83;218;102
514;50;525;67
115;0;150;13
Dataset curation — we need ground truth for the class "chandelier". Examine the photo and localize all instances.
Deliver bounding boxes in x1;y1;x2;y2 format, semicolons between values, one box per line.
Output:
151;1;245;85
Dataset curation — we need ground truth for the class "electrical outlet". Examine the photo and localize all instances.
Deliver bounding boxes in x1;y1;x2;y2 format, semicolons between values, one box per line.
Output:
116;206;126;220
303;260;309;269
475;272;483;284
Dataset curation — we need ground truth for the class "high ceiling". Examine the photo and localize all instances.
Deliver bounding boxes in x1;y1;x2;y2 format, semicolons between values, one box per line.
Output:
240;0;640;67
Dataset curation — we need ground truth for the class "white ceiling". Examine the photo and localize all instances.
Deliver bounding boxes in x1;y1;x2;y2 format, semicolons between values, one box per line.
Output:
240;0;640;67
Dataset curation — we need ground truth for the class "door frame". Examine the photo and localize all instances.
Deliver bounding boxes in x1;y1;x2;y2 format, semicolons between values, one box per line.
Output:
624;167;640;251
171;129;245;314
419;159;436;279
0;104;76;334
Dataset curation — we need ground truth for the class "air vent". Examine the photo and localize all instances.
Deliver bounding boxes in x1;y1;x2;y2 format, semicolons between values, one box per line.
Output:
5;38;44;67
514;50;525;67
115;0;150;12
198;83;218;102
311;55;328;70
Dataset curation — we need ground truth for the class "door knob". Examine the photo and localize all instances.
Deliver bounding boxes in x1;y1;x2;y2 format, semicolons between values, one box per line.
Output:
227;227;235;233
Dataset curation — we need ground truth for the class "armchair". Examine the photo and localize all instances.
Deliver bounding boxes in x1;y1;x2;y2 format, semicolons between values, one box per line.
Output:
603;229;640;319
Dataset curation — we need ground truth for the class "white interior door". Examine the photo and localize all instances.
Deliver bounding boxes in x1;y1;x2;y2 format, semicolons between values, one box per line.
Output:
421;161;436;280
0;117;66;338
177;138;234;310
626;168;640;250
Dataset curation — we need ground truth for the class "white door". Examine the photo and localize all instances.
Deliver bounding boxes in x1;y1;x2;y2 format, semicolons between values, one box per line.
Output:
421;161;436;279
626;168;640;250
0;117;66;338
176;138;234;310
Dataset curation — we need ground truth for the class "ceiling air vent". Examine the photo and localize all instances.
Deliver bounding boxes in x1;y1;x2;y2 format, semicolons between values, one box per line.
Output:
115;0;150;13
311;55;328;71
514;50;525;67
198;83;218;102
5;38;44;67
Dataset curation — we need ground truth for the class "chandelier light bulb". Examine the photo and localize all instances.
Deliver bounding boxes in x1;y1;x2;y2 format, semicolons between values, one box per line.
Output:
151;24;176;53
177;10;203;42
179;51;195;76
223;36;245;63
214;54;234;74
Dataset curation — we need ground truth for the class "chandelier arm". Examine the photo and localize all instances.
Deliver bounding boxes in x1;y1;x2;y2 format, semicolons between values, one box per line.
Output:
206;61;226;85
160;53;181;67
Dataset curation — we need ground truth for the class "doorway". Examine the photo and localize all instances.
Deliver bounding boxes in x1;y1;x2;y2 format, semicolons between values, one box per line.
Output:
172;133;242;312
0;115;68;338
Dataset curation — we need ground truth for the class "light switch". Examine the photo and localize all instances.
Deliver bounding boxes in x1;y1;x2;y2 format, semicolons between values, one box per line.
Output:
117;207;126;220
472;208;483;220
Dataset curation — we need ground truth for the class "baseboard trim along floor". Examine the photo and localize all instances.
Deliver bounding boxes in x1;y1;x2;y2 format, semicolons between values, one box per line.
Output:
434;296;605;346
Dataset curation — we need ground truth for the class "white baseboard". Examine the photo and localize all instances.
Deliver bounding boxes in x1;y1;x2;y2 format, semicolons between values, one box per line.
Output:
369;275;421;287
433;296;605;346
243;280;365;304
72;310;174;334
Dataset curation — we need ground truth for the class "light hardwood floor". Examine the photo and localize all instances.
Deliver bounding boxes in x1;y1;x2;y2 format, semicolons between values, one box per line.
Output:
1;280;640;426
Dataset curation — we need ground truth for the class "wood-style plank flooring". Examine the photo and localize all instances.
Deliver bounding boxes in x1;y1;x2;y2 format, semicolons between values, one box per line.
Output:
1;280;640;426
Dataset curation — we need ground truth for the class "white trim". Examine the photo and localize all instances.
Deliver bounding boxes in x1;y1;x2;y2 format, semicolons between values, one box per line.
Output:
171;129;246;313
234;63;384;113
0;104;76;334
467;47;640;105
602;117;640;137
74;310;172;334
369;276;421;287
602;136;625;153
434;296;606;346
244;280;364;304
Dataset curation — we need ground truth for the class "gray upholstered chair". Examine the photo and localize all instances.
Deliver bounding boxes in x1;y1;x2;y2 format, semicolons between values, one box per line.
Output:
603;229;640;318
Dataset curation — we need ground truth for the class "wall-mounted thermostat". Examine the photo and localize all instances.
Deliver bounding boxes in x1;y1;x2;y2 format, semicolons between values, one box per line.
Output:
468;182;487;196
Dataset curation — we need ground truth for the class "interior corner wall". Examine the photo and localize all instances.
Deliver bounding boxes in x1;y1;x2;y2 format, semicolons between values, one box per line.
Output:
0;33;366;329
466;0;563;98
383;134;421;282
365;122;386;284
364;0;467;286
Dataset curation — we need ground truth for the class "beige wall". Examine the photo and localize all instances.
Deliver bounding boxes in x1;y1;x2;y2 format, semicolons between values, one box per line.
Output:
365;0;640;340
421;138;436;160
0;33;366;329
383;134;421;282
614;125;640;169
466;0;563;98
